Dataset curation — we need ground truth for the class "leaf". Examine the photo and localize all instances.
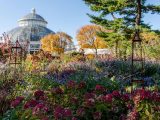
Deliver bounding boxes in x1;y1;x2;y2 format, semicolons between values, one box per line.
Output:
145;109;150;116
137;104;144;112
96;103;107;111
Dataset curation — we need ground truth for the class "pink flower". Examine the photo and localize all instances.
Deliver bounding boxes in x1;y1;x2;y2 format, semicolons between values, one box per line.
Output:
105;94;113;103
93;111;102;120
64;108;72;117
34;90;44;99
95;85;105;92
24;99;38;109
76;107;85;117
112;90;121;97
67;80;76;89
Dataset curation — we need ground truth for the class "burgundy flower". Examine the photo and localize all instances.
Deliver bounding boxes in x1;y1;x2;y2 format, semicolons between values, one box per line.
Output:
127;103;133;110
11;99;21;108
95;85;105;92
85;98;95;107
34;90;44;99
105;94;113;103
32;103;49;115
67;80;76;89
77;81;86;89
41;116;49;120
53;105;64;119
70;96;78;104
133;94;141;106
121;94;130;101
39;95;47;101
11;96;24;108
24;99;38;109
76;107;85;117
51;87;64;94
72;117;78;120
112;90;121;97
152;92;160;102
16;96;24;102
64;108;72;117
93;111;102;120
127;108;139;120
97;95;106;102
120;114;126;120
84;92;95;99
153;106;160;111
139;89;151;100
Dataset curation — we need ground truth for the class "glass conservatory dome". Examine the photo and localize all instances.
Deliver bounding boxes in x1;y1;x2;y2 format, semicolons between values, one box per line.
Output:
18;8;48;27
7;8;54;53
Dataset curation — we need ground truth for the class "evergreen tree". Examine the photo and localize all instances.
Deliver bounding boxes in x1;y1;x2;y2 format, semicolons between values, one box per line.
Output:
83;0;160;59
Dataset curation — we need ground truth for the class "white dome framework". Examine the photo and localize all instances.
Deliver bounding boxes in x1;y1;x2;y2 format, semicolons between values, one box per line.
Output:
7;9;54;53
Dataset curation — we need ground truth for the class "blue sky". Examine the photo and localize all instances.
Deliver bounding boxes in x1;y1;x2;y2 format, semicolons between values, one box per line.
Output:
0;0;160;45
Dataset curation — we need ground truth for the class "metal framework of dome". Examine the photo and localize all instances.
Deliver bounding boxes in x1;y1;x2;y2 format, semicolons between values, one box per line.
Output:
7;8;54;53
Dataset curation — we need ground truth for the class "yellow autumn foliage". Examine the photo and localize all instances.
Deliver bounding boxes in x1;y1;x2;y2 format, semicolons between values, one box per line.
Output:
76;25;108;51
41;32;72;55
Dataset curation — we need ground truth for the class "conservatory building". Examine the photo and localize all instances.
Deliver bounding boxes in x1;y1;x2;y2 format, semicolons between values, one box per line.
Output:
7;8;54;53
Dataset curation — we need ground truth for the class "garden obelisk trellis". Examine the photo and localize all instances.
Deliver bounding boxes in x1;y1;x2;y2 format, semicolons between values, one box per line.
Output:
0;33;29;69
9;40;23;69
131;0;144;88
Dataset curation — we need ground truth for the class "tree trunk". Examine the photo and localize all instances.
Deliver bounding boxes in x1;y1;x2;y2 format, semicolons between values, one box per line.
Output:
136;0;142;27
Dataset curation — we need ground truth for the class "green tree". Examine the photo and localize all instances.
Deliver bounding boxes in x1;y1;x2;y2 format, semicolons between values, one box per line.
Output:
83;0;160;59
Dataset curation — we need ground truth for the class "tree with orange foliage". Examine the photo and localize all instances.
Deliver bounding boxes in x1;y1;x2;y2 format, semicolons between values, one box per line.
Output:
41;32;72;55
76;25;108;57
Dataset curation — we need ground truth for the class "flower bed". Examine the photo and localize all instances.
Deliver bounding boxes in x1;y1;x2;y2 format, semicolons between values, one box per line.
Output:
2;80;160;120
